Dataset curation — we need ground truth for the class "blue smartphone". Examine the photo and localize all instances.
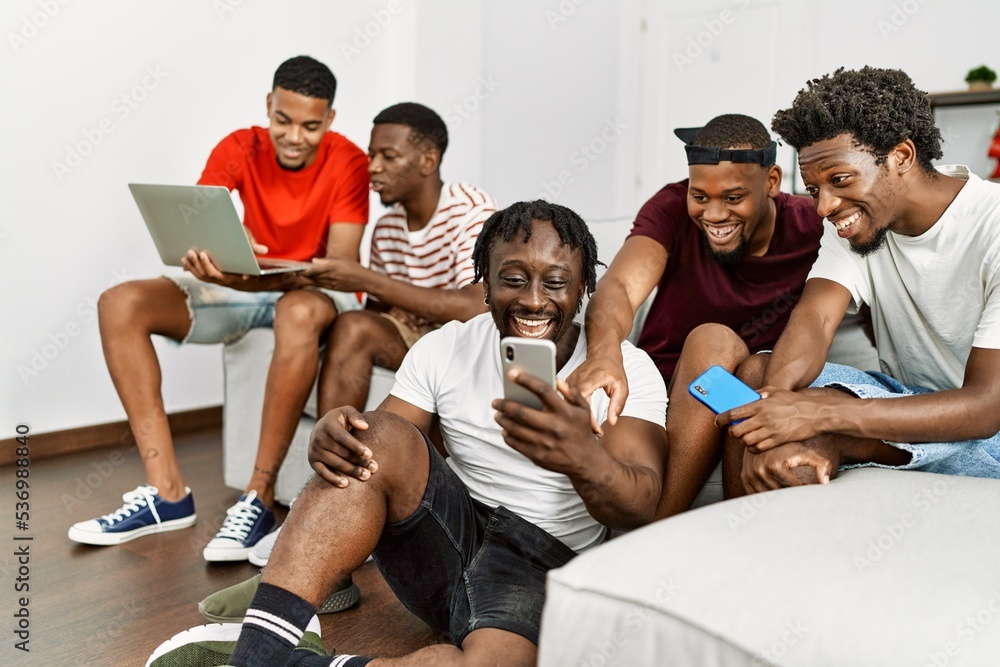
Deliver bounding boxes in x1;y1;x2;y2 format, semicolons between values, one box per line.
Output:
688;365;761;416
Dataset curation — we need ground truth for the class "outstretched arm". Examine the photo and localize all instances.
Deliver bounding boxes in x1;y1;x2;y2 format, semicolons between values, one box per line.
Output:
494;372;667;530
762;277;851;390
569;236;666;424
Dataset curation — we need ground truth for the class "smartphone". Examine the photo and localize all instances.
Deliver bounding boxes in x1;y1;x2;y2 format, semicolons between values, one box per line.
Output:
688;365;761;417
500;337;557;410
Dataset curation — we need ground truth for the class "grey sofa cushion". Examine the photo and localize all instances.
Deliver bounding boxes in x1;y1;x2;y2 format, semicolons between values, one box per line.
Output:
539;468;1000;666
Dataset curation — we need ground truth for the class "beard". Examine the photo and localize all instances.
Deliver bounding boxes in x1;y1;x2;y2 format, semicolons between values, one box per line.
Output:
848;224;890;257
706;234;749;266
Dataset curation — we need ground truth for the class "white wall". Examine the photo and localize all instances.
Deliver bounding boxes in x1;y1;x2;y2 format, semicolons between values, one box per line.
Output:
4;0;998;435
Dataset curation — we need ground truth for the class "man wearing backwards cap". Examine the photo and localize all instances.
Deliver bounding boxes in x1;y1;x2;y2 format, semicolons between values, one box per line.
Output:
570;113;823;517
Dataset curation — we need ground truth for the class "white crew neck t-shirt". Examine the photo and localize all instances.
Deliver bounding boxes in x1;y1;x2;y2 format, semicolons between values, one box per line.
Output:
390;313;667;552
808;168;1000;390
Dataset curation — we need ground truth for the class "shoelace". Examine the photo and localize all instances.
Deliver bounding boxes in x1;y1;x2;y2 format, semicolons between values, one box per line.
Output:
102;485;161;526
216;492;263;540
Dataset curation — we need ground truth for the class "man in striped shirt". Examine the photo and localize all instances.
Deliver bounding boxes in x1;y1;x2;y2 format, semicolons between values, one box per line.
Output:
305;102;498;411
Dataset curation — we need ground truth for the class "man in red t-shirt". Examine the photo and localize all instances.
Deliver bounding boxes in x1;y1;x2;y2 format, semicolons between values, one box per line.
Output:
68;56;370;561
570;114;823;518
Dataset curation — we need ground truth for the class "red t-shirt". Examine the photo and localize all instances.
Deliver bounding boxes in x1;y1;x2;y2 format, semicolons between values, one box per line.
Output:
197;126;369;261
629;180;823;383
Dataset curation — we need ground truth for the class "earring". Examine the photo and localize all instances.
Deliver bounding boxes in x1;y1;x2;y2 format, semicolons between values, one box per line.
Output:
484;295;490;306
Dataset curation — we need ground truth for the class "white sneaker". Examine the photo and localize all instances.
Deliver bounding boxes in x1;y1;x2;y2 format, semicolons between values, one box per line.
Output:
248;526;280;567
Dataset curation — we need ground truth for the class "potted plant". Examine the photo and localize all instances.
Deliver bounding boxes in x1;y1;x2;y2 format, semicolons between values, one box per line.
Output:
965;65;997;92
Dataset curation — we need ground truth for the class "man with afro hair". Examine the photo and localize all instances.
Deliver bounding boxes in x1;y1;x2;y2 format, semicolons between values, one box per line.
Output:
717;66;1000;495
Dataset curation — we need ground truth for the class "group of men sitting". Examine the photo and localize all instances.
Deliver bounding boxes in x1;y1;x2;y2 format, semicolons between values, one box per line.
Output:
68;55;1000;666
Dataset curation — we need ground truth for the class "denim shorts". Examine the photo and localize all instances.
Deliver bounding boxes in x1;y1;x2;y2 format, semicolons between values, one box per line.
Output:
810;363;1000;479
165;274;361;345
371;436;578;647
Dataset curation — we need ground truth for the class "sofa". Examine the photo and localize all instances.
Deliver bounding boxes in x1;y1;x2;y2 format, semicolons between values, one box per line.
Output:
538;468;1000;666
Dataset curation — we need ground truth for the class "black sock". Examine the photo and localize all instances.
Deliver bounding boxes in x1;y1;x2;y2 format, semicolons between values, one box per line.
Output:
229;582;317;667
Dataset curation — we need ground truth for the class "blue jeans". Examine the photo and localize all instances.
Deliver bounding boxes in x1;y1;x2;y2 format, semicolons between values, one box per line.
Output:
810;363;1000;479
371;436;578;646
165;274;361;344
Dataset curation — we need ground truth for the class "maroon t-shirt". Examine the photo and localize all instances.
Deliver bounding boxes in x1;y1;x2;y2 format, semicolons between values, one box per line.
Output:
630;180;823;383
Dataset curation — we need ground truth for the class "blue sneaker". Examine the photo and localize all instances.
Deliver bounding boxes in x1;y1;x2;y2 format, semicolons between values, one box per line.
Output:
202;491;275;562
68;485;196;545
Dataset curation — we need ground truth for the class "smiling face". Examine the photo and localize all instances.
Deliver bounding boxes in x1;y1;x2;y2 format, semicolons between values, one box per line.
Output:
484;220;585;363
797;133;900;256
368;123;436;207
266;87;334;170
687;161;780;264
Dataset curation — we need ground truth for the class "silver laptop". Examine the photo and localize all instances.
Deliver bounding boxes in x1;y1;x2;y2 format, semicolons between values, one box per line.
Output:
128;183;311;275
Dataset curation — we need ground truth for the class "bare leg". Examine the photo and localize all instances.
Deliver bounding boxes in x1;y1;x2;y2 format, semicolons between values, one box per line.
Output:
261;411;536;667
98;278;191;501
248;290;337;507
262;411;428;603
722;353;769;499
316;311;409;414
656;324;751;518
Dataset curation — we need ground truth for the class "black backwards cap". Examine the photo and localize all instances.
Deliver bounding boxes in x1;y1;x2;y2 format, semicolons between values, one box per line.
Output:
674;126;777;166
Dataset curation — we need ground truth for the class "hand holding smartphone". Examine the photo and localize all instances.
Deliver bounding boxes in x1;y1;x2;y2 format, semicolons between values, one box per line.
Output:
501;337;557;410
688;365;761;418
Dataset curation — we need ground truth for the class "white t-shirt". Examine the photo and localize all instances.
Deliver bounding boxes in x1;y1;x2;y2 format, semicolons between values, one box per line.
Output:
390;313;668;552
807;169;1000;391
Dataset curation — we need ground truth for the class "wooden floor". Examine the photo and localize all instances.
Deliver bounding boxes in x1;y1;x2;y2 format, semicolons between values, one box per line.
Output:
1;429;441;666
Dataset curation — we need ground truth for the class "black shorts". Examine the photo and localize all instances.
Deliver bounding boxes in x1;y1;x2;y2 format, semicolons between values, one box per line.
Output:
371;435;578;646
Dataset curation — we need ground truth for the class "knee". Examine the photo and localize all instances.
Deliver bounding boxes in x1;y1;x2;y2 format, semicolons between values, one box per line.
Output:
353;410;423;452
98;282;149;330
329;313;405;363
683;324;748;360
735;352;769;387
274;291;333;337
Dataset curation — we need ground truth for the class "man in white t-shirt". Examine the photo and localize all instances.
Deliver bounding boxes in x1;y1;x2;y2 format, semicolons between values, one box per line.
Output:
715;66;1000;495
149;201;668;666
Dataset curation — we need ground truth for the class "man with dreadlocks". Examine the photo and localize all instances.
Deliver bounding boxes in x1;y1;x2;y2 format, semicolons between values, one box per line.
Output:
148;201;668;666
716;67;1000;495
571;113;824;516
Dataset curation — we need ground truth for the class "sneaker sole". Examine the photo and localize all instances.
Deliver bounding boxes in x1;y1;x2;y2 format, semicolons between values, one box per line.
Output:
318;581;361;614
202;544;254;562
68;514;197;546
144;622;242;667
199;582;361;624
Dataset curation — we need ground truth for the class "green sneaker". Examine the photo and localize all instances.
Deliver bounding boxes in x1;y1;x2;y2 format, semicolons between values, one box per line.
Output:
145;621;326;666
199;572;360;623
